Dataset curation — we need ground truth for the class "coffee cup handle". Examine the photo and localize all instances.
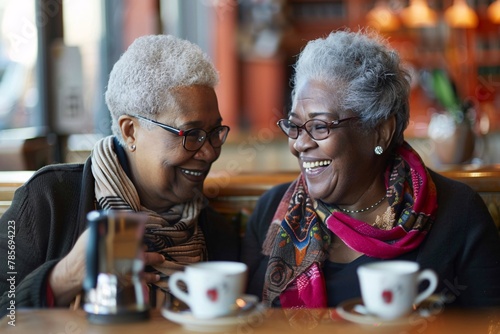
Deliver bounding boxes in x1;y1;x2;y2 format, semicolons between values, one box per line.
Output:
414;269;438;305
168;272;191;307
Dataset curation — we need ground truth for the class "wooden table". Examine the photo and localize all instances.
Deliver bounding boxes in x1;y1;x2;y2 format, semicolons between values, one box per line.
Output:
1;306;499;334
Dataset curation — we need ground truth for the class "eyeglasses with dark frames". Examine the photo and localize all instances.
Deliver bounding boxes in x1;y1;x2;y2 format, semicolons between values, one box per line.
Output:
133;115;230;152
276;117;359;140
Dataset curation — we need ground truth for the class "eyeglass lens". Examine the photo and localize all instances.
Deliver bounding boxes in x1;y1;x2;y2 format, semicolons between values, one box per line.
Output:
279;119;332;140
184;126;229;151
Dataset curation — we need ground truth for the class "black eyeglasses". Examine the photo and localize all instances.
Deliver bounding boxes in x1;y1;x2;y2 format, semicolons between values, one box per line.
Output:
276;117;359;140
133;115;230;151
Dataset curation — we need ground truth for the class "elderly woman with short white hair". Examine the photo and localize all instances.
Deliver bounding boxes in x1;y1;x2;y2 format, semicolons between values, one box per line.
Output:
0;35;238;314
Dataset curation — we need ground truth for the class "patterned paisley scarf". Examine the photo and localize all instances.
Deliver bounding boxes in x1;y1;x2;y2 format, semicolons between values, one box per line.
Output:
262;142;437;308
91;136;207;304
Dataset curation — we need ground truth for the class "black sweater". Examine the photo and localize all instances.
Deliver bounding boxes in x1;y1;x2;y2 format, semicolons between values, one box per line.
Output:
242;170;500;308
0;157;239;317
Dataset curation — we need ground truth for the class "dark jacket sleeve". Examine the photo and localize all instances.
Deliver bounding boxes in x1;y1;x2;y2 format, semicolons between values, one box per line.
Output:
0;165;88;316
241;183;290;300
1;180;56;315
457;190;500;307
418;171;500;308
3;259;59;313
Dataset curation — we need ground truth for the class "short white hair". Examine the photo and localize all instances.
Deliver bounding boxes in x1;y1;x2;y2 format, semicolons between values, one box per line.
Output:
105;34;219;145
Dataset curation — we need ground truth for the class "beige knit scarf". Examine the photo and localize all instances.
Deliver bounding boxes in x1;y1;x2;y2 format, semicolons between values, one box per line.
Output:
91;136;207;305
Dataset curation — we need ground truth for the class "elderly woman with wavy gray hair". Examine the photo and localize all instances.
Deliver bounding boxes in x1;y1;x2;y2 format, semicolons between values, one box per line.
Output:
242;29;500;308
0;35;238;315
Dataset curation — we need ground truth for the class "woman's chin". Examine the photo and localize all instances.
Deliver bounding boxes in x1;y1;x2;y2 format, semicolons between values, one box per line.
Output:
305;184;328;202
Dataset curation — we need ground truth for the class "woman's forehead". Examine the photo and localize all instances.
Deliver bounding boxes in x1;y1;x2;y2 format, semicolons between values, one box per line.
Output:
292;81;344;114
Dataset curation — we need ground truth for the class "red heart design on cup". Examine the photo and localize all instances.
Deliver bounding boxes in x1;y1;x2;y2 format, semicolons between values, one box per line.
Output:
382;290;393;304
207;288;218;302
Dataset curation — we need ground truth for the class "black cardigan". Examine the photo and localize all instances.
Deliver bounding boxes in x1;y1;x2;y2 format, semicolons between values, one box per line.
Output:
242;170;500;308
0;157;239;316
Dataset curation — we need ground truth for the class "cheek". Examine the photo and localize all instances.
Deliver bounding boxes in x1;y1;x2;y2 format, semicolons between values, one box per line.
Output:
318;139;343;159
321;131;369;161
149;158;183;195
142;156;170;185
155;139;186;161
141;145;184;176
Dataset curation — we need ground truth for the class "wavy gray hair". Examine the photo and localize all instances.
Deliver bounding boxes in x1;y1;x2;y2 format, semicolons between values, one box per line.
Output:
291;29;410;147
105;34;219;146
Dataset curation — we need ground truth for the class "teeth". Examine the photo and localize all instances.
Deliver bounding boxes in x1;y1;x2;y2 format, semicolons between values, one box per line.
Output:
183;169;203;176
302;160;331;169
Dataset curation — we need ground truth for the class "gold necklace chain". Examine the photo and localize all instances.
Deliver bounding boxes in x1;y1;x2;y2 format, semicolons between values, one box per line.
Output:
338;195;387;214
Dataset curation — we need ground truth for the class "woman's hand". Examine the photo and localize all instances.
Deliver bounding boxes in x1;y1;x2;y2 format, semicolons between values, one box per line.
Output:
48;229;89;307
48;230;165;306
143;252;165;283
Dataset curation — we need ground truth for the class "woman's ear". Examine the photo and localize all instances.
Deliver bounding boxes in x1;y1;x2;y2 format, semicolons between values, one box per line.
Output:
118;115;137;147
377;115;396;149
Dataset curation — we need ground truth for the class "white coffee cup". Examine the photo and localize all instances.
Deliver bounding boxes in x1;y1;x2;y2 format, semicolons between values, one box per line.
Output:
168;261;248;319
357;261;438;320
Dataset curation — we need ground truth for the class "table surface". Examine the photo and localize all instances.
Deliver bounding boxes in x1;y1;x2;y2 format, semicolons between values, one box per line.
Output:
1;306;500;334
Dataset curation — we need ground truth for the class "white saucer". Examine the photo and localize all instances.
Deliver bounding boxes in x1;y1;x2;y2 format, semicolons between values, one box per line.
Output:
336;295;443;327
161;294;263;332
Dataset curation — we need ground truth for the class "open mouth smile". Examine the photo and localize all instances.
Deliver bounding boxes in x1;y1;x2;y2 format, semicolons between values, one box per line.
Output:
181;168;204;177
302;160;332;174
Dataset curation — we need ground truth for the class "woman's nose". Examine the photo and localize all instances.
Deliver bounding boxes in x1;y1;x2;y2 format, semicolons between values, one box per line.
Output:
292;129;316;152
194;139;219;162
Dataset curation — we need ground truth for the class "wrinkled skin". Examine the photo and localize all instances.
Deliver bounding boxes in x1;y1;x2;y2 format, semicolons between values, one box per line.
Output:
288;79;392;209
49;85;225;305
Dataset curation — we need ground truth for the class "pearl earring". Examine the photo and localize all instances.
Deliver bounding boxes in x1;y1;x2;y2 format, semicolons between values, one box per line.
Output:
130;144;136;151
374;146;384;155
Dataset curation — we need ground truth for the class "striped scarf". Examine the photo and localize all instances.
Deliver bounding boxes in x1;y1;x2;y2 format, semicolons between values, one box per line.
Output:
91;136;207;303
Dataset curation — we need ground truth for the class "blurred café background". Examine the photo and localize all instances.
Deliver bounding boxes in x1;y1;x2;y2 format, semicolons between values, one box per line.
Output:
0;0;499;173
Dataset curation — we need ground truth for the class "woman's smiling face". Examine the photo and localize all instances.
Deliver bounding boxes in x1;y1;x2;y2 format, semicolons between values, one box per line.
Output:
288;79;380;205
127;85;224;212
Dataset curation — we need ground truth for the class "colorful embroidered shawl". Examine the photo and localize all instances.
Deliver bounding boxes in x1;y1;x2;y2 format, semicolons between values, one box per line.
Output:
262;143;438;308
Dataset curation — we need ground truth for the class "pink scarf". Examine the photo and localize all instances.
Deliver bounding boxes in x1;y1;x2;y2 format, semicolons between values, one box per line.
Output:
262;143;438;308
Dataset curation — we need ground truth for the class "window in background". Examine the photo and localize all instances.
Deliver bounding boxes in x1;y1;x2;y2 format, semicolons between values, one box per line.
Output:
60;0;105;163
61;0;101;135
0;0;39;131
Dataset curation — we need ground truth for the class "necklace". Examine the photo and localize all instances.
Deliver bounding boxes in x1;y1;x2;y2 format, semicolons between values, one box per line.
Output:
338;195;387;214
